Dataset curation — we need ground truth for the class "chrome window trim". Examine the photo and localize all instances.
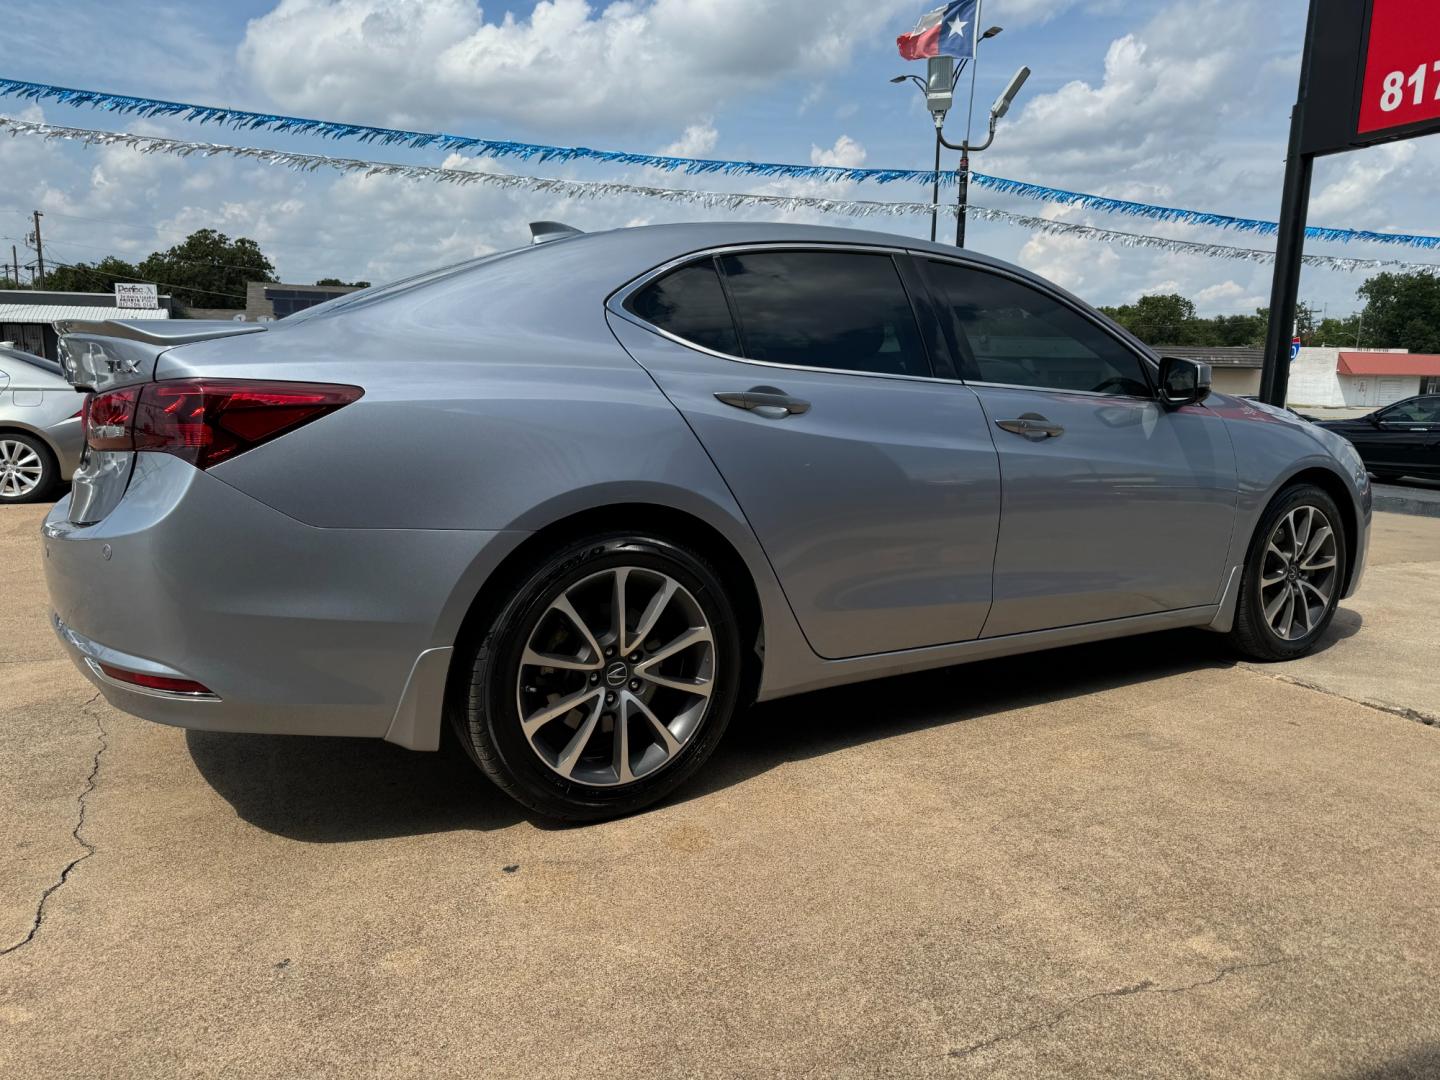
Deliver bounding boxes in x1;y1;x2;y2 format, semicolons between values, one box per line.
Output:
607;241;1164;399
606;242;958;387
957;380;1163;401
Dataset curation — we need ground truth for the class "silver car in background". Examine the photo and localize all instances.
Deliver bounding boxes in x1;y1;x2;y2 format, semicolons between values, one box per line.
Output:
0;344;84;502
39;222;1371;820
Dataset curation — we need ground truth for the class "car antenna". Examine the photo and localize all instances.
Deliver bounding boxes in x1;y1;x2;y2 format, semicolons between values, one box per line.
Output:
529;221;584;245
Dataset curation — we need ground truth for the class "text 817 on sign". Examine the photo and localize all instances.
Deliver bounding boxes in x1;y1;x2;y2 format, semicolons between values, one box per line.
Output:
1358;0;1440;135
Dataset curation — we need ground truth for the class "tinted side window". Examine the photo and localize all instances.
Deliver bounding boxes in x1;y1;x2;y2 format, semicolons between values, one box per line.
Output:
1383;397;1440;423
927;261;1151;396
627;259;740;356
718;251;929;377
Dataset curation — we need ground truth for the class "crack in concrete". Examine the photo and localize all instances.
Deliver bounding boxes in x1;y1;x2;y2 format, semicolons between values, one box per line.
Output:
1;693;107;958
1242;667;1439;728
948;958;1291;1059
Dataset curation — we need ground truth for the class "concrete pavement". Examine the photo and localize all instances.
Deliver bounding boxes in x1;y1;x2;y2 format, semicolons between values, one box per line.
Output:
3;503;1439;1078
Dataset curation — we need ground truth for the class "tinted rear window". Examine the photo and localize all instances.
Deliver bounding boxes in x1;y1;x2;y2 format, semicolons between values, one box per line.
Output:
627;259;740;356
717;251;929;377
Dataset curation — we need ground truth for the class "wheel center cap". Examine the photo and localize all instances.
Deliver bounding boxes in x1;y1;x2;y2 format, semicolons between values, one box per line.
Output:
1288;565;1299;582
605;661;629;687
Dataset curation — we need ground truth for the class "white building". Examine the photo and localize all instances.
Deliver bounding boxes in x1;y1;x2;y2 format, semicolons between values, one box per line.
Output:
1286;347;1440;408
0;288;171;361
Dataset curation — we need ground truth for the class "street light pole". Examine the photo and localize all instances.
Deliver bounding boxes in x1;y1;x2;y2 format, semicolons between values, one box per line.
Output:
930;128;942;242
895;25;1015;249
890;68;954;242
937;63;1030;248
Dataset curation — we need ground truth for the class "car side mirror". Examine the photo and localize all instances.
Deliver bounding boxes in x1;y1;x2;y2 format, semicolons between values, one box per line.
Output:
1157;356;1212;409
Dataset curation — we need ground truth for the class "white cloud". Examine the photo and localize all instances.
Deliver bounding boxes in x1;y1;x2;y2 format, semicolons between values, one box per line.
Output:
240;0;913;133
1309;143;1416;221
1193;280;1245;307
660;122;718;159
810;135;867;169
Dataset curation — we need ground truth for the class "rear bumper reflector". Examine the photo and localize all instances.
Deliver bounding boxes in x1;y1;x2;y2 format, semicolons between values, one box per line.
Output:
95;662;215;697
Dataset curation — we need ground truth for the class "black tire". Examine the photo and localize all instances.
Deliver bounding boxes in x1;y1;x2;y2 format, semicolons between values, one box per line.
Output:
451;532;743;822
0;432;59;504
1229;483;1347;662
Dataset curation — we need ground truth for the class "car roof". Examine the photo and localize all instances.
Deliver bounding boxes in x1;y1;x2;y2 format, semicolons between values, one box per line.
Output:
0;345;64;376
570;220;1030;275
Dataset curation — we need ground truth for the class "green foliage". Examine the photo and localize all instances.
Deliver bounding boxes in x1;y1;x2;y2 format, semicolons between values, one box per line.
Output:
1098;293;1267;347
1356;271;1440;354
315;277;371;288
1313;313;1363;347
37;256;142;293
136;229;276;308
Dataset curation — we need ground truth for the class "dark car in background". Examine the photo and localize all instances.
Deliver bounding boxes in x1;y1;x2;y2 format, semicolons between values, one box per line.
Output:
1314;395;1440;482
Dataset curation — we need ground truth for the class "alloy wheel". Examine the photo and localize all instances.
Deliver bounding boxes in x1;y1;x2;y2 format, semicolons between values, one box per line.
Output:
1259;504;1339;641
515;566;716;787
0;439;45;499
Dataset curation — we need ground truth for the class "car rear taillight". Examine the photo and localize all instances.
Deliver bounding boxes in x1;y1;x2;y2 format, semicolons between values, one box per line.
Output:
84;379;363;469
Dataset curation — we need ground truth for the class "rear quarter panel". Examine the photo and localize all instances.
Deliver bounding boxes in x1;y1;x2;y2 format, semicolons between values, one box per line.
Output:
155;236;821;694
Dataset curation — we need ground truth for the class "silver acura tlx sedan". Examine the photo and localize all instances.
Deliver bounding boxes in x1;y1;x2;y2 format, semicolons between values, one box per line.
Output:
42;222;1370;820
1;344;85;502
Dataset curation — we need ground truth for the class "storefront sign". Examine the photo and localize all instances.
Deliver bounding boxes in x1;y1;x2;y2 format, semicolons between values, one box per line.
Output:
114;282;158;309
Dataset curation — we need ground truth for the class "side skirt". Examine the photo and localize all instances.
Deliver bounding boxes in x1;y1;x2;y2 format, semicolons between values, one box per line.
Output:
756;605;1220;703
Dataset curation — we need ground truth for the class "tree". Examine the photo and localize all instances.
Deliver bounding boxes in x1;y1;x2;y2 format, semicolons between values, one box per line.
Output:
36;256;142;294
1099;293;1200;345
1313;313;1363;347
137;229;276;309
315;277;371;288
1356;271;1440;354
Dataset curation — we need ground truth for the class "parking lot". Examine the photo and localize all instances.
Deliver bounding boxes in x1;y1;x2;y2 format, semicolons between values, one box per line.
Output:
3;498;1439;1079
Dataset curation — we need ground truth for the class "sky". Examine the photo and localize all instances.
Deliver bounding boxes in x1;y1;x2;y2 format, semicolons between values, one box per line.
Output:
0;0;1436;319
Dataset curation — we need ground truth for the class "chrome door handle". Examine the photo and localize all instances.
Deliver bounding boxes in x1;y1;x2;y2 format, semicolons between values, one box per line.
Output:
715;386;811;417
995;413;1064;440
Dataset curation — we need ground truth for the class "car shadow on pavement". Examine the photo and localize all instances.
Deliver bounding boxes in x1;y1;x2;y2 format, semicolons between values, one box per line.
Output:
1336;1044;1440;1079
186;614;1361;841
682;615;1361;810
185;728;530;840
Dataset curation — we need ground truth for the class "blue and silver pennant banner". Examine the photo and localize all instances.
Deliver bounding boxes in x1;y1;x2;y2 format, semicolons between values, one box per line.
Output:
2;116;1436;276
2;76;1438;251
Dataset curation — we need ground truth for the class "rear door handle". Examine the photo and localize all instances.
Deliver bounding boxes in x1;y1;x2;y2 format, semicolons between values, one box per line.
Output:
995;413;1064;440
715;386;812;417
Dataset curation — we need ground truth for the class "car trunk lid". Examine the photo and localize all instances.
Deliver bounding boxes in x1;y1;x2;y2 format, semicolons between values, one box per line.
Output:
57;320;268;524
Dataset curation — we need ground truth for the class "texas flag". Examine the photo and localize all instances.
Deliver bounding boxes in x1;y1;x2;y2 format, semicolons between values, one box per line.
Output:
897;0;978;60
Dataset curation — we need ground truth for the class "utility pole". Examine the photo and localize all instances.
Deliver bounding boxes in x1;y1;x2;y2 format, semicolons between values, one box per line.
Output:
29;210;45;289
8;244;16;287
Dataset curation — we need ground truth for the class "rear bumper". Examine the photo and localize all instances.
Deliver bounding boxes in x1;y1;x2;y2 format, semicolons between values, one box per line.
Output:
42;453;522;746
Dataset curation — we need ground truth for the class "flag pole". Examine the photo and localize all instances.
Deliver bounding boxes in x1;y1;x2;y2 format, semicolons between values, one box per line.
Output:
957;0;982;247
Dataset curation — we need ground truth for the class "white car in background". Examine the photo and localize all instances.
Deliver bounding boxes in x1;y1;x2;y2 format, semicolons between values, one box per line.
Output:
0;344;84;502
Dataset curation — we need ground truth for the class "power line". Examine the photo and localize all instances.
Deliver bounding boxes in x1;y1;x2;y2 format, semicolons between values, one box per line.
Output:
36;250;248;302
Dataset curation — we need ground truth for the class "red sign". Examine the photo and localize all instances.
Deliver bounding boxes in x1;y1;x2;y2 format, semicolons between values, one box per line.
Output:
1357;0;1440;135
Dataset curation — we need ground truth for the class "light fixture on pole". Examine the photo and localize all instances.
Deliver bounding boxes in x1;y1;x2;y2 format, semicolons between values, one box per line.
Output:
893;19;1012;247
891;54;959;242
938;61;1029;247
